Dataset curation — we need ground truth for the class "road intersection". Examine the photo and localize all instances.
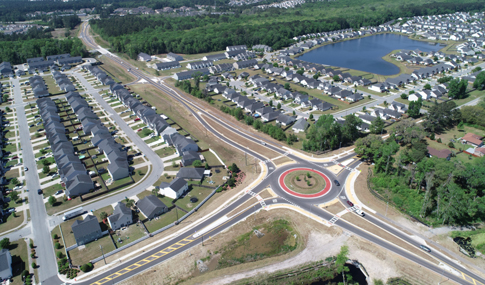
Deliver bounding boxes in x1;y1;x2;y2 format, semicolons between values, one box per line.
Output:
70;21;485;285
0;19;481;285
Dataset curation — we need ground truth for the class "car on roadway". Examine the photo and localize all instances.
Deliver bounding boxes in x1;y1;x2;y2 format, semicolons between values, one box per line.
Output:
334;180;340;186
37;189;42;195
24;167;28;171
355;209;365;217
347;200;354;207
419;245;431;252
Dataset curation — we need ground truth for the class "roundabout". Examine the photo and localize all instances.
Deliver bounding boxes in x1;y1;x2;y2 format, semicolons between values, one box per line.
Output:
278;168;332;199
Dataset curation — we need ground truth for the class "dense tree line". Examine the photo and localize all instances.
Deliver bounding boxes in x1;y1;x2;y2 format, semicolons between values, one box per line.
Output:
0;38;88;65
89;0;485;57
302;114;361;152
357;97;485;225
0;27;53;42
49;15;82;30
0;0;230;22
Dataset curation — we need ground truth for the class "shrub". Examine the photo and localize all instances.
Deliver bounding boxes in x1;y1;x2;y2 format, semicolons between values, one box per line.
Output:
81;262;93;272
31;262;36;268
430;133;435;140
449;142;455;148
56;251;63;259
30;253;35;258
29;242;34;249
53;234;59;240
437;138;442;143
54;242;61;249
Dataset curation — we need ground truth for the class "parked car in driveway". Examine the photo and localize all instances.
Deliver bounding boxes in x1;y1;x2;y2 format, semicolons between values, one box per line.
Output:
55;190;63;195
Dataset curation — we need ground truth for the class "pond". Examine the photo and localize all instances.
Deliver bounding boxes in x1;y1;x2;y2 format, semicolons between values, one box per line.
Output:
297;33;443;76
310;263;367;284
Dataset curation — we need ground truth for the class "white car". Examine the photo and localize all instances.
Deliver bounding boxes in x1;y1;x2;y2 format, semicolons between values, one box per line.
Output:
355;209;365;217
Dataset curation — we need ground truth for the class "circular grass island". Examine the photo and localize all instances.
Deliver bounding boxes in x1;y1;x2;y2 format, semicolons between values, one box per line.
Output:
283;170;326;195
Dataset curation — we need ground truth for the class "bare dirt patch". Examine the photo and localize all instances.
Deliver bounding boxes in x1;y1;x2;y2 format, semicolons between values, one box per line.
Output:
202;115;282;160
118;207;452;285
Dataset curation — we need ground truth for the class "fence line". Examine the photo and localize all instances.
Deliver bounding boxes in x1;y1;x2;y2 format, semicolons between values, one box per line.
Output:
89;187;219;264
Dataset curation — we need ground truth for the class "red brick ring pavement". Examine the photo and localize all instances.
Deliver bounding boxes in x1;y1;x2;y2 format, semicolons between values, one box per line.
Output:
278;168;332;199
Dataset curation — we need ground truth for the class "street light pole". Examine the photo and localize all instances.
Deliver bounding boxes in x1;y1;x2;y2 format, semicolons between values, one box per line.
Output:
100;245;106;264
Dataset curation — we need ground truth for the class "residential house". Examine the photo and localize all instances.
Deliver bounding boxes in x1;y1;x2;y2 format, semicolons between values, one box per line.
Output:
167;52;183;61
262;111;280;122
137;195;168;220
107;202;133;230
292;118;308;133
0;249;12;281
176;167;206;181
71;215;102;246
427;146;452;160
276;114;296;126
159;177;189;199
137;52;152;62
462;133;484;147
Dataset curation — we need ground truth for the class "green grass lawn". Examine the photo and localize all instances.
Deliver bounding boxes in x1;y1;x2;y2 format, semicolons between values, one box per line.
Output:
9;239;28;285
69;234;115;266
0;211;24;234
45;196;82;216
112;223;146;248
143;210;178;233
174;186;213;212
155;146;176;158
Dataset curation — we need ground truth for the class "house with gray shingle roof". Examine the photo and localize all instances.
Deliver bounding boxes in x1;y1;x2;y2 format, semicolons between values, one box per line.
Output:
159;177;188;199
71;215;102;246
137;195;168;219
108;202;133;230
292;118;309;133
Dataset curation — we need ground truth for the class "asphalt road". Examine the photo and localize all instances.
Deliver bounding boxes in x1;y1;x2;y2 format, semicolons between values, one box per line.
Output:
10;78;59;280
14;20;476;284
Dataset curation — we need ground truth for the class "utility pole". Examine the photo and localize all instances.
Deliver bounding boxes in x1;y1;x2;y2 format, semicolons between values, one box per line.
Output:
100;245;106;264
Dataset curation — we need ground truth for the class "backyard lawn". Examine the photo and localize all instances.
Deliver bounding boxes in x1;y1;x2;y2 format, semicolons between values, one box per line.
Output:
143;210;178;233
112;223;147;248
69;235;115;266
9;239;28;285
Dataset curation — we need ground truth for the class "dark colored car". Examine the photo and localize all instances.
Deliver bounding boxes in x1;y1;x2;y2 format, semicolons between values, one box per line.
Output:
37;189;42;195
419;245;431;252
347;200;354;207
334;180;340;186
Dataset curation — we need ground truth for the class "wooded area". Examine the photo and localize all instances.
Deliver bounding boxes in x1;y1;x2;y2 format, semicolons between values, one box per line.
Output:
89;0;485;57
0;38;88;65
356;95;485;225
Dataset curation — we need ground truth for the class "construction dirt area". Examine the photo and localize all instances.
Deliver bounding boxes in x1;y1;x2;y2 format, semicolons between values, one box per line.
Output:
118;208;450;285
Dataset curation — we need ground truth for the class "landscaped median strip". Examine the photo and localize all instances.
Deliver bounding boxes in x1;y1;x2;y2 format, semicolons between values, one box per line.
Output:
344;170;377;214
